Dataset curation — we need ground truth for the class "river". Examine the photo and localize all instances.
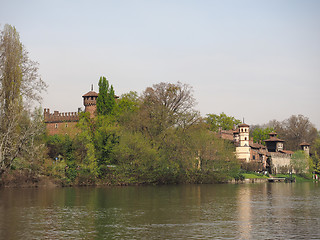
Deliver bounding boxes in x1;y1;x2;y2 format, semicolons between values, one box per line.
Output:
0;182;319;239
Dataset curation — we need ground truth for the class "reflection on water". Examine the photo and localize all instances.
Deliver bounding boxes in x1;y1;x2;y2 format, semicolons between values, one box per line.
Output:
238;185;252;240
0;183;320;239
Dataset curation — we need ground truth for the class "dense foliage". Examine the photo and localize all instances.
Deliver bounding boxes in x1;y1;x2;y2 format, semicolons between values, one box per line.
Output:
249;126;274;145
206;112;241;132
45;81;240;185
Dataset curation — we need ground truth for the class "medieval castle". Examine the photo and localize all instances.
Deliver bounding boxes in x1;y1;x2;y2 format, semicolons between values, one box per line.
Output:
219;125;310;174
44;88;310;174
44;88;98;135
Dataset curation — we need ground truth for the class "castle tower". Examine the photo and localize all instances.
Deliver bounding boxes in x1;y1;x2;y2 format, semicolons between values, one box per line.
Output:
238;123;250;147
236;123;251;162
300;142;310;156
264;132;284;152
82;85;98;118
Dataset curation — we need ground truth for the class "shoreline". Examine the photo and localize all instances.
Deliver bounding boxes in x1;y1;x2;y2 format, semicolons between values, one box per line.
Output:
0;171;314;188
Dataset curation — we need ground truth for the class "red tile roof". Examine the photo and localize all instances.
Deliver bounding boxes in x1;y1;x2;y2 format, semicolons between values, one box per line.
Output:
264;137;284;142
82;91;99;97
238;123;249;127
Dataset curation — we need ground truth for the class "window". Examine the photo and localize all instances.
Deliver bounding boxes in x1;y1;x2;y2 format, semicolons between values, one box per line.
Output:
65;123;68;128
245;137;247;140
55;123;58;129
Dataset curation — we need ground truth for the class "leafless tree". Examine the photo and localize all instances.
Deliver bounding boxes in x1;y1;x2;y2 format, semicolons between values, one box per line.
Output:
268;115;318;151
140;82;199;139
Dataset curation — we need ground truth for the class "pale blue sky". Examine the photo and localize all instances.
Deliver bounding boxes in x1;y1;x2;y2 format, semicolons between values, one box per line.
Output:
1;0;320;128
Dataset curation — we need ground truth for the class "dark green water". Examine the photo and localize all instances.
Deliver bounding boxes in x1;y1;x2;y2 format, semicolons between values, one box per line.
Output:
1;182;320;239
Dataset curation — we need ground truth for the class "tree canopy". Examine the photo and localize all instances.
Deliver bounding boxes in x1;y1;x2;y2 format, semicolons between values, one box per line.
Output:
267;115;318;150
96;76;116;116
206;112;242;132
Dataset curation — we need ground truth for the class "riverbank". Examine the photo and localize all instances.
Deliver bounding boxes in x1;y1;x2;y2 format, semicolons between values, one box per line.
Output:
0;170;59;188
0;170;315;188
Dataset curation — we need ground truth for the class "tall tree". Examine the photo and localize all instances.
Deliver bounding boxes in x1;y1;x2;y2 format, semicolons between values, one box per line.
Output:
272;115;318;151
139;81;199;138
96;76;115;116
206;112;241;132
0;24;46;174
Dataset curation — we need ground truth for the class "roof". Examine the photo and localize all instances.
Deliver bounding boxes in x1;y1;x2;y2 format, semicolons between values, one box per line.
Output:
264;137;285;142
269;131;278;135
82;91;99;97
238;123;249;127
250;142;264;149
279;150;294;155
300;142;310;146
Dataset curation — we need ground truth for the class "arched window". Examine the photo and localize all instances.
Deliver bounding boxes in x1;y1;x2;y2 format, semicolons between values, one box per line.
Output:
55;123;58;129
245;137;247;140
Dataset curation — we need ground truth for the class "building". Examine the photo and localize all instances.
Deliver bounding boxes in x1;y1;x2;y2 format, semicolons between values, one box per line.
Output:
219;124;310;174
44;87;99;135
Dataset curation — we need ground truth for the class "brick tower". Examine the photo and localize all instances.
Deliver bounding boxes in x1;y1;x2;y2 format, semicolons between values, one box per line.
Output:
82;85;98;118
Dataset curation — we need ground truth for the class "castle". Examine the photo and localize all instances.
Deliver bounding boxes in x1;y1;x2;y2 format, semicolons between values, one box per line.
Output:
44;88;310;174
44;88;99;135
219;124;310;174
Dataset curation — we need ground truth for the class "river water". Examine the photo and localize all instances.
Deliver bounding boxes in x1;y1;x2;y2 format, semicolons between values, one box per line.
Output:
0;182;319;239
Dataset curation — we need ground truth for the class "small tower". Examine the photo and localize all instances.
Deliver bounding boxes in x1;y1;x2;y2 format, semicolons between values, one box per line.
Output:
82;85;98;118
300;142;310;156
264;132;284;152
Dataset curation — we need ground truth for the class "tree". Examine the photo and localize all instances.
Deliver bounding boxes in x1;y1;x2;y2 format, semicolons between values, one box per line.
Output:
250;126;274;144
206;112;241;132
96;76;115;116
0;24;47;175
311;136;320;174
273;115;318;151
139;82;199;138
291;150;309;174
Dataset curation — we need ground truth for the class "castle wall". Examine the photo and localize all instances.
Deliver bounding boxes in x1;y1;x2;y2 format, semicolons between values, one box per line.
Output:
44;109;79;123
46;121;79;136
270;152;291;174
44;109;80;135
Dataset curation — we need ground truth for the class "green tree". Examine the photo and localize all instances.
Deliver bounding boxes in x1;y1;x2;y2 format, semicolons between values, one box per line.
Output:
250;126;274;144
96;76;116;116
206;112;241;132
291;150;309;174
0;24;46;175
311;136;320;174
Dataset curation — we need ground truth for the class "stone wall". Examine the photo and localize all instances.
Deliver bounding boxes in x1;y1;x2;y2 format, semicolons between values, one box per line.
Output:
270;152;291;174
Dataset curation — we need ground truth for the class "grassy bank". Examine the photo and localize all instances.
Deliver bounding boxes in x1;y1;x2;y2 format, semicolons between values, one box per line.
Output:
273;173;313;183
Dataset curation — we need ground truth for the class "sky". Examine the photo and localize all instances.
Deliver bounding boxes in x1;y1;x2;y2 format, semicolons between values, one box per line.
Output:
1;0;320;128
